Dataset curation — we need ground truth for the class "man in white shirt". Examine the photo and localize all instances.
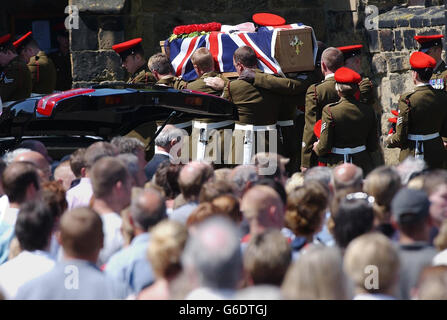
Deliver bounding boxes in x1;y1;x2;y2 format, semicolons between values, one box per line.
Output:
90;156;133;266
0;201;55;299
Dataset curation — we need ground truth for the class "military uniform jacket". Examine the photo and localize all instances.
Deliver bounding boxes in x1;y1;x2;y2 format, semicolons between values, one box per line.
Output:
315;96;377;172
387;85;447;168
0;56;32;102
430;60;447;90
28;51;57;94
223;70;279;125
301;75;340;168
48;51;72;91
128;65;156;85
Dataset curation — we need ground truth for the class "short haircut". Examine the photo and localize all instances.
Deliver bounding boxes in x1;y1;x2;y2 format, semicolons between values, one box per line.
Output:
212;194;242;224
69;148;86;178
285;180;328;237
304;166;333;190
153;161;183;199
147;220;188;279
59;207;103;258
148;52;175;75
233;46;257;68
186;202;226;227
243;229;292;286
230;165;258;198
110;136;144;155
253;178;287;207
117;153;139;183
415;68;434;82
2;162;39;203
198;180;234;203
41;180;68;219
321;47;344;72
178;162;214;201
335;82;359;97
344;232;399;294
416;266;447;300
130;188;167;231
191;47;214;72
84;142;118;169
333;198;374;248
15;201;54;251
422;169;447;196
154;126;183;148
90;157;129;199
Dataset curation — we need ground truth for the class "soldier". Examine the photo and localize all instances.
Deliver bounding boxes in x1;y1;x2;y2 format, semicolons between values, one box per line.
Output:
187;47;233;164
313;67;377;175
301;47;344;172
0;33;32;102
414;34;447;90
48;23;72;91
14;31;57;94
222;46;280;165
338;44;384;167
112;38;156;85
385;52;447;169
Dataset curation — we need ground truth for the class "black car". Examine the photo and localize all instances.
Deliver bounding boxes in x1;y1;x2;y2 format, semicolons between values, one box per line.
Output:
0;85;237;160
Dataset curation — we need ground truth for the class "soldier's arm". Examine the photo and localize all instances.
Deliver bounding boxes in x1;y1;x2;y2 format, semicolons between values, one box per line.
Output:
360;78;382;114
315;106;334;156
387;97;409;148
301;84;318;167
253;72;307;95
0;67;19;101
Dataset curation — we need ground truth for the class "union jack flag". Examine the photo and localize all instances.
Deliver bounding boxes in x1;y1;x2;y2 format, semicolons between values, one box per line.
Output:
166;23;317;81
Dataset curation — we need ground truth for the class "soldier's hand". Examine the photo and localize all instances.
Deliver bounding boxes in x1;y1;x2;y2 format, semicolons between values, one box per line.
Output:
204;77;225;90
238;69;255;84
312;141;319;152
383;134;393;147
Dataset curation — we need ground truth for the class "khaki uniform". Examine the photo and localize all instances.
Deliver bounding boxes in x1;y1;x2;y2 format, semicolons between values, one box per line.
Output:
301;75;339;168
0;56;32;102
223;70;280;165
128;65;156;85
315;96;377;175
429;60;447;90
28;51;57;94
188;71;233;164
48;51;72;91
387;85;447;169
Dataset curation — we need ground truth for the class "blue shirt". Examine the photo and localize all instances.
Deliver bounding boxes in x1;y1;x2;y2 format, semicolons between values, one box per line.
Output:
0;223;15;265
104;233;154;294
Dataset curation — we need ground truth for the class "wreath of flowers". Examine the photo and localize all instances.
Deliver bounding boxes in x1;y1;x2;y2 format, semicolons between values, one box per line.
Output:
169;22;221;41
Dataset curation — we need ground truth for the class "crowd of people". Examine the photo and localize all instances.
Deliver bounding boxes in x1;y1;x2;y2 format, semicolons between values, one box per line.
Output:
0;136;446;300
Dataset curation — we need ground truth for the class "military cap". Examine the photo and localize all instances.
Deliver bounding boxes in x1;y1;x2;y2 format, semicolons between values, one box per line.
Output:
410;51;436;70
0;33;11;50
414;34;443;53
334;67;362;84
13;31;33;53
252;13;285;26
112;38;143;61
337;44;363;61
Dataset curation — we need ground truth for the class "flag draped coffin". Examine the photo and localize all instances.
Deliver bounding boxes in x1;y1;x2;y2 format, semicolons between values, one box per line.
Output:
166;24;318;81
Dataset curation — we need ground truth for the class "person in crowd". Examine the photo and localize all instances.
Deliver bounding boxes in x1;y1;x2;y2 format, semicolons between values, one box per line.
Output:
13;150;51;182
214;168;232;182
68;147;86;189
285;180;329;258
112;136;148;187
252;152;289;187
17;140;52;164
0;201;55;299
186;202;229;230
90;157;132;266
211;194;243;225
253;178;288;208
53;160;76;191
198;180;234;203
152;162;183;214
331;163;364;194
15;207;130;299
413;266;447;300
105;188;167;294
66;142;118;210
117;153;144;188
138;220;188;300
391;187;437;300
229;165;258;199
363;166;402;238
433;219;447;266
243;229;291;286
182;217;242;299
170;161;214;224
281;245;351;300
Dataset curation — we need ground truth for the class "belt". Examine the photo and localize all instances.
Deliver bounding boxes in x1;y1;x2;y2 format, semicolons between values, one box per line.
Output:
193;120;234;130
407;133;439;141
276;120;294;127
234;123;276;131
331;145;366;163
157;121;192;130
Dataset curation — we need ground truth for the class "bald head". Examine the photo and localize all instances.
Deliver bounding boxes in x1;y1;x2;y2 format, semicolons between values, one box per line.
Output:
332;163;363;192
321;47;344;73
241;185;284;231
13;150;50;181
178;161;214;201
130;188;167;231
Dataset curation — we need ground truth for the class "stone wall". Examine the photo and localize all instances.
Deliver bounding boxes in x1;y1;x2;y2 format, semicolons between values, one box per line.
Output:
366;5;446;164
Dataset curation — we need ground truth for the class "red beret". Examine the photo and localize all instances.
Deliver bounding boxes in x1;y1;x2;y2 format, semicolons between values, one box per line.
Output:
0;33;11;46
252;13;286;26
410;51;436;69
414;34;443;52
314;120;322;139
112;38;142;54
13;31;33;49
337;44;363;60
334;67;362;84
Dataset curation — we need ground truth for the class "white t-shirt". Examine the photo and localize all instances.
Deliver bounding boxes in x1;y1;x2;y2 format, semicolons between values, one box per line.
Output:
98;212;124;267
433;249;447;266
